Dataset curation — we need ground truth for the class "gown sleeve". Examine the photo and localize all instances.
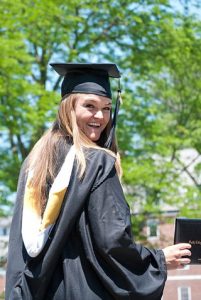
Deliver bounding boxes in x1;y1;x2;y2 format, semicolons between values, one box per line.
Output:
80;165;167;300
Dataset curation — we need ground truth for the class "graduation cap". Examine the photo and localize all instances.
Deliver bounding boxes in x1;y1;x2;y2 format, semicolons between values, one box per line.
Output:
50;63;122;149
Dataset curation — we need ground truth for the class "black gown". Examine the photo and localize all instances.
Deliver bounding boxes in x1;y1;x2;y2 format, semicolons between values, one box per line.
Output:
5;144;167;300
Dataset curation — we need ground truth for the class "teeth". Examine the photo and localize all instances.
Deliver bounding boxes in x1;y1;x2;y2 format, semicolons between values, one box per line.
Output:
88;123;100;127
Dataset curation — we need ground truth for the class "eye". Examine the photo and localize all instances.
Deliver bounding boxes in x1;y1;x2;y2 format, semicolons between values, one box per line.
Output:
103;106;111;112
84;104;95;109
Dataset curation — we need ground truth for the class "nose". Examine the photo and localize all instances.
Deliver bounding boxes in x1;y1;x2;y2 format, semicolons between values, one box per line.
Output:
94;110;104;119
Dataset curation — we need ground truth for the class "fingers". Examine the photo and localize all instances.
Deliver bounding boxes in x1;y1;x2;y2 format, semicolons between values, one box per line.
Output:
176;243;192;250
177;257;191;269
177;244;191;262
180;249;191;257
177;246;192;267
162;243;192;270
180;257;191;264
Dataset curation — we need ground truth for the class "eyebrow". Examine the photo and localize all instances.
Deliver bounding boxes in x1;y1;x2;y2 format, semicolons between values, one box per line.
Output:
84;99;112;105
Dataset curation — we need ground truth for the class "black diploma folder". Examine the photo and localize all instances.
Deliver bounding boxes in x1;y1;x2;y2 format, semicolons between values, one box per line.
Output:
174;217;201;264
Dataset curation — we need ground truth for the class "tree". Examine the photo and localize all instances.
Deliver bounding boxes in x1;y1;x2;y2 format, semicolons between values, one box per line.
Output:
118;9;201;221
1;0;201;222
0;0;174;214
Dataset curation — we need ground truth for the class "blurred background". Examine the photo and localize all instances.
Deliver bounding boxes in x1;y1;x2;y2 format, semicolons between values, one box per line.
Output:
1;0;201;299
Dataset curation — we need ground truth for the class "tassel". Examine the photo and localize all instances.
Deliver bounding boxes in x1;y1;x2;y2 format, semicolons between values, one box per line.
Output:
104;84;122;149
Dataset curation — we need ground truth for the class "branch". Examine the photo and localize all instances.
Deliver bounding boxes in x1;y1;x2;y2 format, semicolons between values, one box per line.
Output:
175;156;201;188
53;75;62;92
16;134;28;160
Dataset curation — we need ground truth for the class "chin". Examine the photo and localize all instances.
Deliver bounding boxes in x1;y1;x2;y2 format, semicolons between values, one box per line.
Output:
88;135;100;142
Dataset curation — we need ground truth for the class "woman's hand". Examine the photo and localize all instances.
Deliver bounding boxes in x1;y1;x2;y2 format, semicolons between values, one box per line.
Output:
162;243;191;270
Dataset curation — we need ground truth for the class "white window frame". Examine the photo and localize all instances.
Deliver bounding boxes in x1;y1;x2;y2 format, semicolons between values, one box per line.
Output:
178;286;191;300
146;218;159;240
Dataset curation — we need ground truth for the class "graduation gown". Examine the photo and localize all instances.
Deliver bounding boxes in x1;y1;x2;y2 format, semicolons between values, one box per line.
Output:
5;145;167;300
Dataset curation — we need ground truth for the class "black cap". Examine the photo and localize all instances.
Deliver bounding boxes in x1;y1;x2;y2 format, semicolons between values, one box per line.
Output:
50;63;121;98
50;62;122;150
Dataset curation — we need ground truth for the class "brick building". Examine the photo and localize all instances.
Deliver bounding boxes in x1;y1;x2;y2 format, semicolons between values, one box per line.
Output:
143;206;201;300
163;265;201;300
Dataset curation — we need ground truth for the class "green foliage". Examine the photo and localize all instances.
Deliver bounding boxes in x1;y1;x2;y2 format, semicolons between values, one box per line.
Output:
117;7;201;216
1;0;201;223
0;0;132;211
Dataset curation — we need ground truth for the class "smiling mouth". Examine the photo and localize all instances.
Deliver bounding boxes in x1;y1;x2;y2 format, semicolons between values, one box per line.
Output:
88;122;101;128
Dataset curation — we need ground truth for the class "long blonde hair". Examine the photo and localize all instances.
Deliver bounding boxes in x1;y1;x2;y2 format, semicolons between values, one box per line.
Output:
27;94;121;213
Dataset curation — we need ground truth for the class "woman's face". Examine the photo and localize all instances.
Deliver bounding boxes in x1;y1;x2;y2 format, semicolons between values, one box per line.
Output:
74;94;112;142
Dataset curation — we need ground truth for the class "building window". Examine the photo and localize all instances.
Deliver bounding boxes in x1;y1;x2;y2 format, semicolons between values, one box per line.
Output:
0;227;9;236
147;219;159;239
178;287;191;300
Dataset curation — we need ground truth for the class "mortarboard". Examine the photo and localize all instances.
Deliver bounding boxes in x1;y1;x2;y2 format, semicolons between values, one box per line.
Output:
50;63;120;98
50;63;122;149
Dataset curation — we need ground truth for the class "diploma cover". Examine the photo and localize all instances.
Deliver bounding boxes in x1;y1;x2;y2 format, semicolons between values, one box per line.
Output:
174;217;201;264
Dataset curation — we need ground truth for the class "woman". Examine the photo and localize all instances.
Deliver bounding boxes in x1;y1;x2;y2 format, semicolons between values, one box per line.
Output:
5;63;191;300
